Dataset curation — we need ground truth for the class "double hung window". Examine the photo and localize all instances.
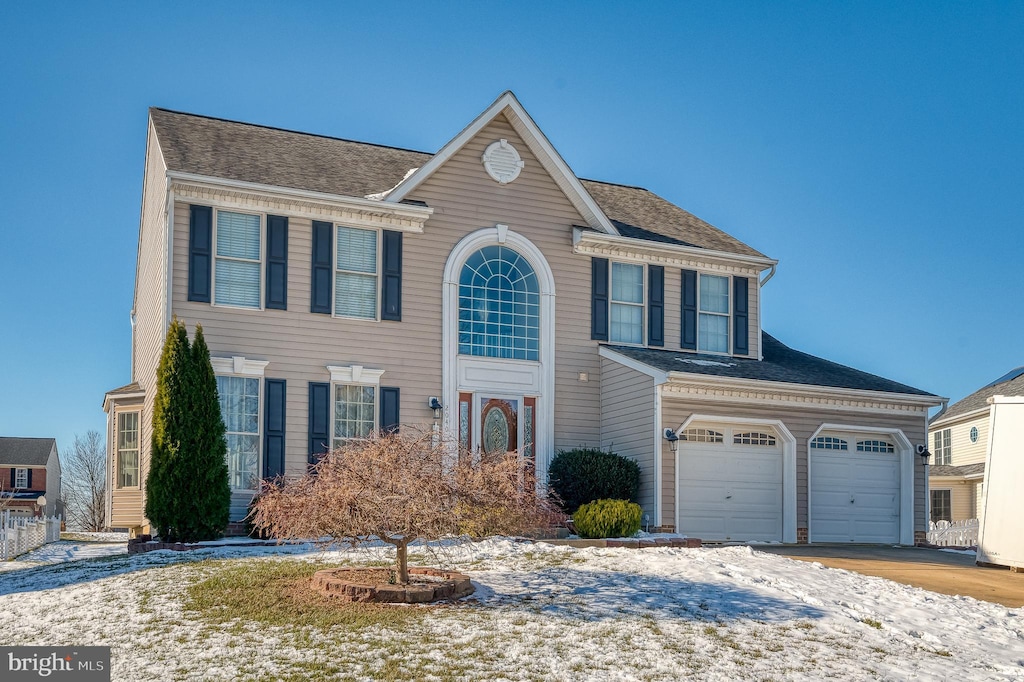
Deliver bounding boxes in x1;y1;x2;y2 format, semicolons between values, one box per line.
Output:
214;211;262;309
933;428;951;465
14;468;28;489
332;384;377;449
930;489;952;523
335;226;378;319
610;262;644;344
217;375;261;491
116;412;140;488
698;274;729;353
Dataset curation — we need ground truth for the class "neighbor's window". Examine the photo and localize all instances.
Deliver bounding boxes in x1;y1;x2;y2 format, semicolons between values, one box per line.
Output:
335;226;378;319
333;384;376;449
214;210;262;309
698;274;730;353
116;412;140;488
458;245;540;360
14;468;28;489
931;489;952;523
217;375;260;490
933;428;951;465
610;262;644;344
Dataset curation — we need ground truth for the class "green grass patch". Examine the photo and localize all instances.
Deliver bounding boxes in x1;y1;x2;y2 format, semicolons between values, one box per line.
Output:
861;618;883;630
183;559;428;630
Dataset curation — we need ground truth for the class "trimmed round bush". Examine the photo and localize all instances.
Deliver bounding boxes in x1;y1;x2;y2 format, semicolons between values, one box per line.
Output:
548;447;640;514
573;499;642;539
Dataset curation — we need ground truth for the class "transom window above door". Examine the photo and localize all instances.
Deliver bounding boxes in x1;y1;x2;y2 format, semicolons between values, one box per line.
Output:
458;245;540;361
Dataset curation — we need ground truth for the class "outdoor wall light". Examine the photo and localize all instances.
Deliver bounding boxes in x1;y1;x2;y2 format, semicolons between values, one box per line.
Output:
916;444;931;466
428;397;443;420
663;428;679;453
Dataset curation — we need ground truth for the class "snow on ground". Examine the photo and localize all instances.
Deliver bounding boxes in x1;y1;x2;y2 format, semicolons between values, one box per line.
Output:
0;539;1021;681
0;540;127;572
60;531;130;543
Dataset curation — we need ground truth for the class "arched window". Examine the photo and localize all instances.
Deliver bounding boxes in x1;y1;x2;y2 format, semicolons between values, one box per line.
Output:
458;245;540;361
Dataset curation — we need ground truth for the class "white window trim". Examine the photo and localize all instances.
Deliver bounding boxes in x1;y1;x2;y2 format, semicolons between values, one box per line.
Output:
115;410;141;490
216;372;264;492
14;468;28;489
609;260;646;346
326;365;384;385
330;382;379;450
933;427;952;465
211;208;266;312
333;224;381;322
807;423;915;545
697;272;732;356
210;356;269;377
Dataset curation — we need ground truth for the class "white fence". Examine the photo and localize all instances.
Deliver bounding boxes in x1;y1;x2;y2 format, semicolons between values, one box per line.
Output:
0;511;62;561
927;519;979;547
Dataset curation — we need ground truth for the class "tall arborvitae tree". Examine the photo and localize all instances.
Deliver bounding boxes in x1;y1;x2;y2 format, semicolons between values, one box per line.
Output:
182;324;230;540
145;318;231;542
145;317;191;539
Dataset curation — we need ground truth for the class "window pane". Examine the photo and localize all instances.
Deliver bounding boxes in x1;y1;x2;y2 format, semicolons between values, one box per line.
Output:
611;262;644;304
610;302;643;344
335;272;377;318
334;384;376;447
699;274;729;314
698;313;729;353
216;211;261;260
457;245;540;361
337;226;377;274
214;259;261;308
116;412;140;488
225;434;259;490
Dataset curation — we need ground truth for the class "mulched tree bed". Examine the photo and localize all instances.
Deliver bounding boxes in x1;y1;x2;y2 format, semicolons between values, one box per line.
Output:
312;567;475;604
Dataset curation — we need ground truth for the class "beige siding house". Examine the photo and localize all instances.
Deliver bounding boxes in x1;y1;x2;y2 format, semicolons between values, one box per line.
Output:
928;367;1024;523
104;92;944;542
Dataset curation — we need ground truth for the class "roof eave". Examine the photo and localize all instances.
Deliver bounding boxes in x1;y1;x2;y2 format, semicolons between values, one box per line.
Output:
574;228;777;269
930;405;990;428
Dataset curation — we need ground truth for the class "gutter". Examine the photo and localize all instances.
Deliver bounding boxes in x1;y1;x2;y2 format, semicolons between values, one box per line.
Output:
573;227;778;269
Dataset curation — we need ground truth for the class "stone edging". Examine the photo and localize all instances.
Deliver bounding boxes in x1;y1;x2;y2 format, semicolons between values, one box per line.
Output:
312;567;475;603
127;535;277;555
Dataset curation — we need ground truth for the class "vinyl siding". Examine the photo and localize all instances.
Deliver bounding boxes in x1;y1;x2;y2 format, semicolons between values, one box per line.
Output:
662;398;928;533
169;113;606;478
929;414;989;467
599;358;656;518
108;397;145;528
929;477;977;522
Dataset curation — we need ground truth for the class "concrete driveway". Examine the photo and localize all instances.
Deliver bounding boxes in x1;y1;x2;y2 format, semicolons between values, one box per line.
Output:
755;545;1024;608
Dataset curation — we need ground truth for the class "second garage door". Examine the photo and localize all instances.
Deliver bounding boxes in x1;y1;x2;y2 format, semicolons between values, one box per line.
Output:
810;434;900;543
677;426;783;542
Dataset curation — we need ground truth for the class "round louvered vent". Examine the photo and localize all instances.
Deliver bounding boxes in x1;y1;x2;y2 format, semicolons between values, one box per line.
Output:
481;139;524;184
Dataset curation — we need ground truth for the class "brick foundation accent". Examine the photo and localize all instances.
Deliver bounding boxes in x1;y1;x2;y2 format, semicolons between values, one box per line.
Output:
914;530;927;546
797;527;808;544
606;537;701;549
652;525;676;534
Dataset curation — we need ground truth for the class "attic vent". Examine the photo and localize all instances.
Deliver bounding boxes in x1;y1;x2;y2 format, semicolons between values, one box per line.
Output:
482;139;524;184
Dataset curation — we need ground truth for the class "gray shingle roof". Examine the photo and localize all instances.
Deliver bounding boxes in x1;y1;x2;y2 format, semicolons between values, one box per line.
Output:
0;438;56;467
150;108;766;259
607;332;936;397
930;463;986;478
932;368;1024;425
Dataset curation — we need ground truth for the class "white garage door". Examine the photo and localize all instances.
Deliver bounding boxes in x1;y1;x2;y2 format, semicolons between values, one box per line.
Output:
677;426;783;542
810;435;900;543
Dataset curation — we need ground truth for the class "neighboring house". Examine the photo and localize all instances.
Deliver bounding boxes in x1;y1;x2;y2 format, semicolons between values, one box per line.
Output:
0;437;62;517
928;366;1024;523
103;91;944;543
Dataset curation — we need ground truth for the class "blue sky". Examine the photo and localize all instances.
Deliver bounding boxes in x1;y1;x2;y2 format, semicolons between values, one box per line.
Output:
1;3;1021;455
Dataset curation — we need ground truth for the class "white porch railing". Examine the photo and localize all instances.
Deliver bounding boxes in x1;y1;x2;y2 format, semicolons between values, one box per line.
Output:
0;511;62;561
927;519;979;547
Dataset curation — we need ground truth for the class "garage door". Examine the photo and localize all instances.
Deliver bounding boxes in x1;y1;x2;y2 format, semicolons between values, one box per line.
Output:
677;426;783;542
810;435;900;543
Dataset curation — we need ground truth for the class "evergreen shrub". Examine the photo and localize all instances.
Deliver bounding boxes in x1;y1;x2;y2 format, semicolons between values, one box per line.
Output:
573;499;643;539
547;447;640;514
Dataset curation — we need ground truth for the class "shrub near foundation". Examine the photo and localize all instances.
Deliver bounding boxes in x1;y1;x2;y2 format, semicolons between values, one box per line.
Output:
573;499;642;539
548;447;641;514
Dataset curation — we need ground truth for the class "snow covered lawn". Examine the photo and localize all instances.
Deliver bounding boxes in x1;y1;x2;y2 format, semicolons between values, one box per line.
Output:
1;539;1022;680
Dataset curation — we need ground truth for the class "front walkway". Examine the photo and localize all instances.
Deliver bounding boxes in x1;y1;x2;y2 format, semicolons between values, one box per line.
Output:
756;545;1024;608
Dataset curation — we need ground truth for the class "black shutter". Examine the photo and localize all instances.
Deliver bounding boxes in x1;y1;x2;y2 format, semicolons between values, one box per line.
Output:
648;265;665;347
379;386;400;434
308;382;331;464
381;230;402;321
26;469;32;489
591;257;609;341
310;221;333;314
263;379;286;479
733;276;749;356
265;215;288;310
681;269;697;350
188;205;213;302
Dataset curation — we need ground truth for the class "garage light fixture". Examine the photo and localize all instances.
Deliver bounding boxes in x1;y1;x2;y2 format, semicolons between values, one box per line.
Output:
916;444;931;466
664;428;679;453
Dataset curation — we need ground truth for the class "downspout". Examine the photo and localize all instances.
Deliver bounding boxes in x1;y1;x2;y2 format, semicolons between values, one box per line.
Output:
757;264;776;361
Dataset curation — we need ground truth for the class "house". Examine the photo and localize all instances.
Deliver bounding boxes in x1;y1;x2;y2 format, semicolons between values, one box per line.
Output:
0;437;62;517
927;367;1024;523
103;91;944;542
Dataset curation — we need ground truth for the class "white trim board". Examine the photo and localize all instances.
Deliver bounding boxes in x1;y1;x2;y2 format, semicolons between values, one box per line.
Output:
385;91;618;236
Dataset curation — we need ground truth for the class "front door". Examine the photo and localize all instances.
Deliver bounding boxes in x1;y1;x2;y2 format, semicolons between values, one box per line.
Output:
459;393;536;459
481;397;518;454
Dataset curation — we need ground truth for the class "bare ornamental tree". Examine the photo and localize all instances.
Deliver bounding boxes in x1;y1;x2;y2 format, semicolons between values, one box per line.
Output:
251;432;563;584
63;430;107;531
